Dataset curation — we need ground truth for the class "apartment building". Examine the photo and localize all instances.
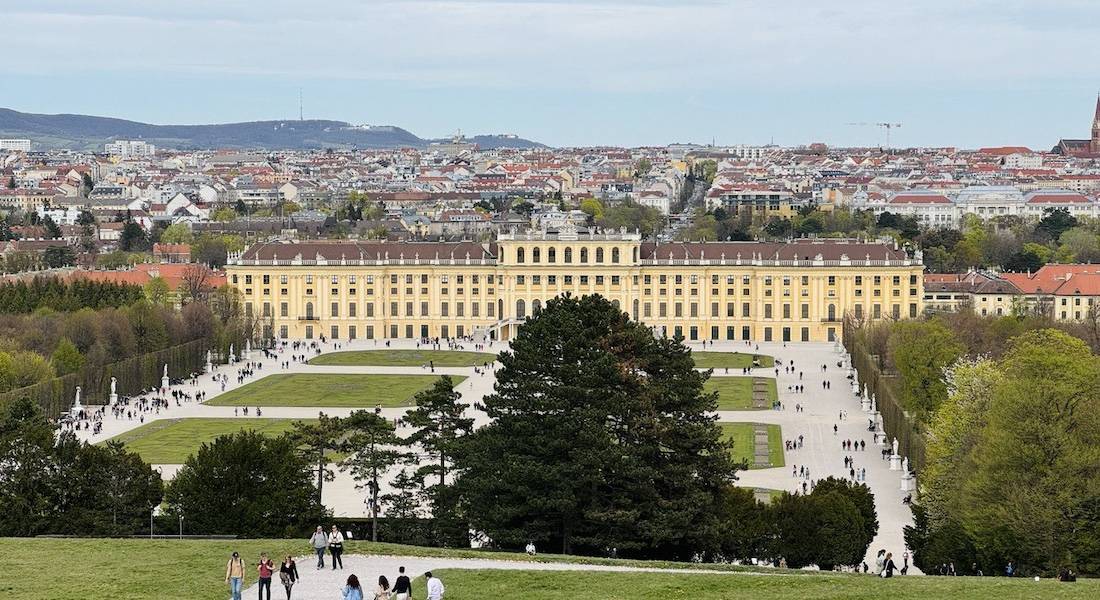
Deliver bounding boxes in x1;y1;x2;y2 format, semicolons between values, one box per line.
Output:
227;228;924;343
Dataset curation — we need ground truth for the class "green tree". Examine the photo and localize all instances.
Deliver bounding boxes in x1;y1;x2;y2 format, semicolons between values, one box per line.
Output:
166;431;327;537
957;330;1100;575
159;223;193;244
1036;207;1077;242
380;468;429;546
0;397;57;535
340;410;406;542
76;210;96;226
143;276;171;307
42;216;62;239
579;197;604;222
51;337;84;375
288;413;344;505
888;320;964;419
119;221;147;251
456;294;737;559
43;245;76;268
403;375;472;488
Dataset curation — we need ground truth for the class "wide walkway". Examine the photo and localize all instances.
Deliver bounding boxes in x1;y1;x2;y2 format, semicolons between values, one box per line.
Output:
73;338;916;572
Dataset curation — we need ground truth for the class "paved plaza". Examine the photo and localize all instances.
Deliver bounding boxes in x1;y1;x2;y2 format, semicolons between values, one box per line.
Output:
74;338;916;572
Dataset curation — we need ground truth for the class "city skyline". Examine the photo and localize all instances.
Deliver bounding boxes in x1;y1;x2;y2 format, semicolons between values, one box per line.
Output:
3;0;1099;149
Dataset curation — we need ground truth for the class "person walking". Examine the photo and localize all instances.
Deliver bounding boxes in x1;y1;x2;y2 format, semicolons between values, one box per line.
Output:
225;551;246;600
309;526;328;569
342;574;365;600
375;575;391;600
279;555;299;600
329;525;345;569
425;571;445;600
257;552;275;600
392;567;412;600
882;553;897;578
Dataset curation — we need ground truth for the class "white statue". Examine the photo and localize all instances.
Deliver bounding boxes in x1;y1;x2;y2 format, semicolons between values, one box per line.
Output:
892;437;899;456
871;397;877;413
206;350;212;363
110;377;117;395
902;457;909;474
163;364;168;378
229;344;235;361
73;386;82;409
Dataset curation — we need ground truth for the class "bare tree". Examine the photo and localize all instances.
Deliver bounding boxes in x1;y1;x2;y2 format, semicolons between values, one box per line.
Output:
179;265;211;305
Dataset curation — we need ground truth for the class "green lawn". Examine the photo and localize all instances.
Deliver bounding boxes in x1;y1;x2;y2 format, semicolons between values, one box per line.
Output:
705;377;778;410
428;569;1098;600
309;349;496;367
720;422;785;469
105;418;312;464
693;351;775;369
2;538;1095;600
204;374;465;408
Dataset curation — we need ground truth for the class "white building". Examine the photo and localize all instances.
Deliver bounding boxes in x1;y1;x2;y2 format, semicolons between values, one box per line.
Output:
105;140;156;158
635;190;671;215
1022;190;1100;219
883;191;958;229
1002;153;1042;169
954;186;1027;218
0;139;31;152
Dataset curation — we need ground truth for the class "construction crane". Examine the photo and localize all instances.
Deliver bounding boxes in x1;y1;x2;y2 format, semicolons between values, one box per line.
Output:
845;122;903;150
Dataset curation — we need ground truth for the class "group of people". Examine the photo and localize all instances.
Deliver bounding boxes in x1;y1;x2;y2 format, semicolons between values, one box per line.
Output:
225;549;445;600
340;569;442;600
225;551;300;600
868;549;907;577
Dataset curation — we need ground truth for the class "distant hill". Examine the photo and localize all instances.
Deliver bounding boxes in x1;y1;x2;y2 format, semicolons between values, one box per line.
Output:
0;108;547;151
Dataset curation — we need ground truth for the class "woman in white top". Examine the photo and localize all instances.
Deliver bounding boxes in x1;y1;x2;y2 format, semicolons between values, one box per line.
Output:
329;525;345;569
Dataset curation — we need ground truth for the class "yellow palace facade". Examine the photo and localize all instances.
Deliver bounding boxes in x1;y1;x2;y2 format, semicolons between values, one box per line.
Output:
226;229;924;343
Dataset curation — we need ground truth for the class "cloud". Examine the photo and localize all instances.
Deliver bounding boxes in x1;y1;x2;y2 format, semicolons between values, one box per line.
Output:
3;0;1098;90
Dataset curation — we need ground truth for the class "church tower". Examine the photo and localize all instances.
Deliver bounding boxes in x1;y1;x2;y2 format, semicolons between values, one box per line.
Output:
1092;94;1100;155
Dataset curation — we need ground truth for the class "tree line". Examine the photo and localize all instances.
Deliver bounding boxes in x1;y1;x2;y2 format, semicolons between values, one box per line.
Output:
0;277;144;313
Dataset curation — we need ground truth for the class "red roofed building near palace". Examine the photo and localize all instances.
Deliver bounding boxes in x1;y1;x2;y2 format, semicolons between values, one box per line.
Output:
934;264;1100;321
69;263;226;306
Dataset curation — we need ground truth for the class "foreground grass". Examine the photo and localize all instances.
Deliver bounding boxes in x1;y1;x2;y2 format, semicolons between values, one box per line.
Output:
205;374;465;407
3;538;1095;600
430;569;1097;600
309;349;496;367
706;376;777;410
693;351;775;369
720;422;784;469
106;418;312;464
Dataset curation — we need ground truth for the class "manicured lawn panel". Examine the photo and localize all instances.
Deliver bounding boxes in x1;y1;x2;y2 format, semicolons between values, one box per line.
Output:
105;418;312;464
719;422;784;469
205;374;465;408
693;351;775;369
309;349;496;367
705;377;777;410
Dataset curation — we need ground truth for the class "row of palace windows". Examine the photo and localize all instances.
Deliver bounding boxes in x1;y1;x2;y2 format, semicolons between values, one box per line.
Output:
240;272;918;288
510;246;638;264
282;323;839;344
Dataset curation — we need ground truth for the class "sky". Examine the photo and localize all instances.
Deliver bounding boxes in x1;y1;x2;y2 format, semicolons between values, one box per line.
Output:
2;0;1099;149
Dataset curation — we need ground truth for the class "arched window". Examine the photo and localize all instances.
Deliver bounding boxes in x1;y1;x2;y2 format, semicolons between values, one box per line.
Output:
632;299;639;320
532;299;542;313
596;247;604;263
565;247;573;263
516;299;526;319
516;247;525;263
632;247;638;262
548;247;556;263
532;247;541;263
580;247;589;263
611;248;620;263
828;304;836;321
497;299;503;320
305;302;314;318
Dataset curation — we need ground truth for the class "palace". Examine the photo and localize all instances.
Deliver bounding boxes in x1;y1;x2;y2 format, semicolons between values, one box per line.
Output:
226;228;924;343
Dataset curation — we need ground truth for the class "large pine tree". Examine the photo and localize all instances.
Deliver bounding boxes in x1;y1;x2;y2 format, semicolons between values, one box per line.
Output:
457;294;737;559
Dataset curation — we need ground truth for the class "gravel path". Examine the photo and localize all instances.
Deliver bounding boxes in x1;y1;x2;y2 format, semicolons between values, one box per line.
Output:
241;553;748;599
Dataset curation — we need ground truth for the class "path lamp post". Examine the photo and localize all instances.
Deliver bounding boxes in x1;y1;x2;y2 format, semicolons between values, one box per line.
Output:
179;511;184;539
